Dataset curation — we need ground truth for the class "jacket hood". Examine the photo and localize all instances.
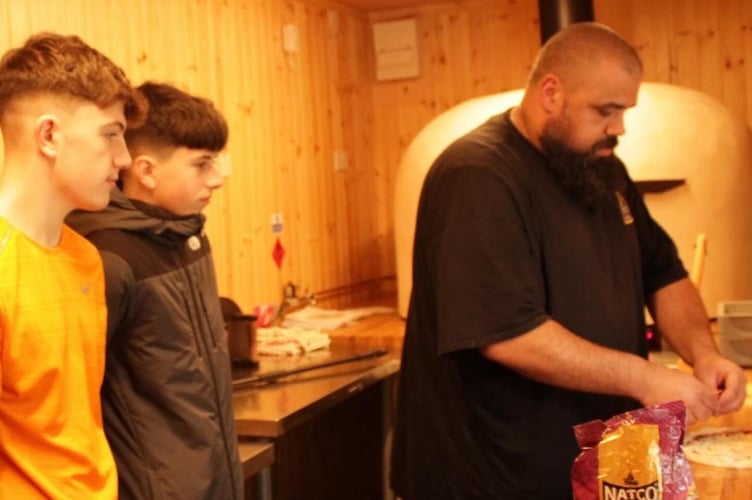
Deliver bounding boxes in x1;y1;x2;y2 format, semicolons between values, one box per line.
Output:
66;189;206;246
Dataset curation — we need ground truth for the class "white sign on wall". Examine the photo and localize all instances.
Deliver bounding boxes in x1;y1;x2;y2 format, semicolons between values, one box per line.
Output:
372;18;419;81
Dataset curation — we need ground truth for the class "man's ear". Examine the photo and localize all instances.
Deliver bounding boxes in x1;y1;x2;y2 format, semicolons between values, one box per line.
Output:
130;155;159;190
35;114;59;159
538;74;562;114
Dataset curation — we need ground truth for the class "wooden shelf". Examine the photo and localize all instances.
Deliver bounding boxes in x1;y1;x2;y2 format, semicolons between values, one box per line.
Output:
635;179;685;193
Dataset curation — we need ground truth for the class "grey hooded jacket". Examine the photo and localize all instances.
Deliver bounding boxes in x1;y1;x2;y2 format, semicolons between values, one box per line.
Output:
67;190;243;500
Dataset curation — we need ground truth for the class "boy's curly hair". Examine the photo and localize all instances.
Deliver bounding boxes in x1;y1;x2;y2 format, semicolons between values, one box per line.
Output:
0;32;146;125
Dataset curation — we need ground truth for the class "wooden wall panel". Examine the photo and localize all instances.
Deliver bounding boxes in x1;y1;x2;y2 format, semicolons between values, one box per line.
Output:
2;0;751;314
594;0;752;124
367;0;540;290
0;0;378;312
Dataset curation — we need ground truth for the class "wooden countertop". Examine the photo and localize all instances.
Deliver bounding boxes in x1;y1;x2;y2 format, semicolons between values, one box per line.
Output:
326;307;406;353
686;373;752;500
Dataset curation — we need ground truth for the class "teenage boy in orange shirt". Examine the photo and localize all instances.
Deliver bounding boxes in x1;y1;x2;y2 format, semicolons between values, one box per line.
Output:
0;32;145;499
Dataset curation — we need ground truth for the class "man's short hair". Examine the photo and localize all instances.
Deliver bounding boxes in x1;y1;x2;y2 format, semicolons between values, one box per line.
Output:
124;82;228;157
0;32;146;125
528;22;643;88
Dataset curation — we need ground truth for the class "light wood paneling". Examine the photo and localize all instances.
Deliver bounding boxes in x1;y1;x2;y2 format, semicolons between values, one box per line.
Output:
595;0;752;124
2;0;752;314
368;0;540;271
339;0;443;10
0;0;381;312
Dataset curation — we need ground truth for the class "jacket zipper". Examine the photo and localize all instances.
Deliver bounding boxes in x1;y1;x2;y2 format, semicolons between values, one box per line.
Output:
180;239;241;499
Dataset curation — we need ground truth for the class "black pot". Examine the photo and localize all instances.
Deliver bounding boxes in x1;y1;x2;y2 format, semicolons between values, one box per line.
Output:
220;297;259;367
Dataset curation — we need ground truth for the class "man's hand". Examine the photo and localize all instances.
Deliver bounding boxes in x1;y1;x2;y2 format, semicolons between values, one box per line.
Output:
692;353;747;415
637;363;720;424
647;278;748;420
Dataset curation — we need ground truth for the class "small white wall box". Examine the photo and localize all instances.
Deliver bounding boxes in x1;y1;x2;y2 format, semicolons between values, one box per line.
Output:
717;301;752;367
282;24;299;54
372;18;419;81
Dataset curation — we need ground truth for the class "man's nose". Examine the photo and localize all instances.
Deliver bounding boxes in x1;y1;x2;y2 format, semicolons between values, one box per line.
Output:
606;115;626;136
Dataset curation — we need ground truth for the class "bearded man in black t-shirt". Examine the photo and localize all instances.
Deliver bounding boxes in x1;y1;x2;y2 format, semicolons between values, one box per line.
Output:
390;22;747;500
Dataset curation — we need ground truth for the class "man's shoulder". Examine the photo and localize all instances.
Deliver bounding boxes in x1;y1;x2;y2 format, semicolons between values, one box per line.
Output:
438;114;526;167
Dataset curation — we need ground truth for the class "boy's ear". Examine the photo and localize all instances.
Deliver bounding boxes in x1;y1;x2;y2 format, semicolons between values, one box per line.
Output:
35;114;60;159
130;155;159;190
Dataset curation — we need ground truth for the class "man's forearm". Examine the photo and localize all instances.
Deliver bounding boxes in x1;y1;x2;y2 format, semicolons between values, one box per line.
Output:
480;319;656;401
647;278;719;366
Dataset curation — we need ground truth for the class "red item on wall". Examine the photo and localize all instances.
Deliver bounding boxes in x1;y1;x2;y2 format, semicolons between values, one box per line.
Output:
272;237;286;269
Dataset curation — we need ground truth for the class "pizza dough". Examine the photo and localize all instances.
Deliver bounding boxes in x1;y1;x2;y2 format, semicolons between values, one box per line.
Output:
683;428;752;469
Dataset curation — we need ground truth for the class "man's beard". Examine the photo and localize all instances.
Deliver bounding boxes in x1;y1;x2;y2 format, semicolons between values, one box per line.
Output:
540;124;625;211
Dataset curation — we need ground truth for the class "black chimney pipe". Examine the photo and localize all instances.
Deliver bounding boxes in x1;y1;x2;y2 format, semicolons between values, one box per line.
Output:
538;0;595;44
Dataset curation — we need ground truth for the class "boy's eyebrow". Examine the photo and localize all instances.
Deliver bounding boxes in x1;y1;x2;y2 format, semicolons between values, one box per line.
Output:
192;153;218;161
99;121;125;134
102;121;126;132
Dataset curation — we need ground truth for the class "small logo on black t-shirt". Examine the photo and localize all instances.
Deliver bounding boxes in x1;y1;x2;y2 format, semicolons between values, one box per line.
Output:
614;191;634;225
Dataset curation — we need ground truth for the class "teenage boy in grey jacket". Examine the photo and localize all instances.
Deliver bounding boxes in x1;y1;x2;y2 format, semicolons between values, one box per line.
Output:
67;82;242;500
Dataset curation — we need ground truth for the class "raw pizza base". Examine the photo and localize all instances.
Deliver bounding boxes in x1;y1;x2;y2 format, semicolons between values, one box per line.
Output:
683;427;752;469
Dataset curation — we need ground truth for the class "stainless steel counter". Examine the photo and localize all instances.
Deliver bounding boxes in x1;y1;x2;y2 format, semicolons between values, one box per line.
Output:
238;440;274;478
238;440;274;499
232;343;400;437
231;340;400;499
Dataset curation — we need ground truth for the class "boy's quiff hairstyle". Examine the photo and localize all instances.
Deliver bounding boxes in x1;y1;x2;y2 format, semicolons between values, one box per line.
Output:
0;32;147;125
124;82;228;156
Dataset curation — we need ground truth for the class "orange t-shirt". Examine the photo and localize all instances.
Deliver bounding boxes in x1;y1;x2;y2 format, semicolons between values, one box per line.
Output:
0;218;117;499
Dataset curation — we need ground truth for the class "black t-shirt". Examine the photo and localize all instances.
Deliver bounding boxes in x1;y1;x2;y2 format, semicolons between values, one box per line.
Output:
390;111;687;499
